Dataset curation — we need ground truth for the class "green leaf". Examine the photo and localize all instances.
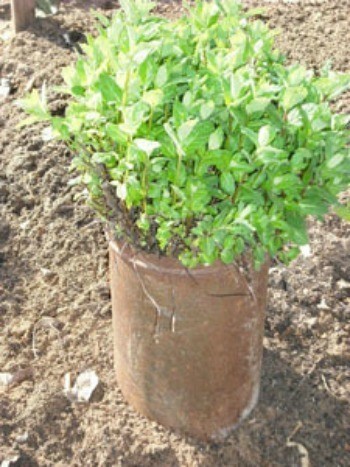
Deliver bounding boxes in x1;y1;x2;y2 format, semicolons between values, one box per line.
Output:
133;48;152;65
155;64;168;87
258;125;276;147
241;127;258;146
229;73;244;100
220;173;235;195
142;89;163;108
291;148;311;170
282;86;308;111
209;127;224;150
256;146;287;164
134;138;160;156
164;122;184;156
327;153;345;169
106;123;129;145
300;197;328;217
178;119;197;141
200;101;215;120
273;174;300;191
18;88;50;124
187;182;211;212
246;98;270;115
315;72;350;99
182;91;193;108
252;245;266;269
287;108;303;127
199;236;217;264
92;152;116;165
97;73;122;103
287;65;308;86
125;175;143;206
286;212;308;245
184;121;214;152
221;247;235;264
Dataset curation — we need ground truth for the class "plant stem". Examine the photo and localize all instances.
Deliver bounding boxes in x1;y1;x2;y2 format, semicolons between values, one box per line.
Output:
149;108;153;130
122;70;131;109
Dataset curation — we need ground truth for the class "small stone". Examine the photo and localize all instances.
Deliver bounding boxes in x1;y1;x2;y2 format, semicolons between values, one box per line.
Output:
317;298;330;311
337;279;350;291
19;220;30;231
300;244;311;258
1;455;20;467
0;373;14;386
15;432;28;444
305;317;318;329
64;370;100;403
39;268;58;284
0;78;11;100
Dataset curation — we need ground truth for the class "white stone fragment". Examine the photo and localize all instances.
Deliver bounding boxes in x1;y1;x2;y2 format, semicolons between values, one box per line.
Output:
0;373;14;386
64;370;99;403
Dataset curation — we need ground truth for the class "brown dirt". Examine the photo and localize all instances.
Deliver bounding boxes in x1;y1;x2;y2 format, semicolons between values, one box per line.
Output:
0;1;349;466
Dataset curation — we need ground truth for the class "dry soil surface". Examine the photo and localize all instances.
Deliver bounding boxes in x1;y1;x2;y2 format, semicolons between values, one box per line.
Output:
0;1;349;466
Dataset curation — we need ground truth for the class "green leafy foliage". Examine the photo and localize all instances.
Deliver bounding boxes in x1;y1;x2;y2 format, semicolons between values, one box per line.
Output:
21;0;350;268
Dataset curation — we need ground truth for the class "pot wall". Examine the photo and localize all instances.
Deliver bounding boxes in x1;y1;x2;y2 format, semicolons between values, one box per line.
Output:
109;241;269;441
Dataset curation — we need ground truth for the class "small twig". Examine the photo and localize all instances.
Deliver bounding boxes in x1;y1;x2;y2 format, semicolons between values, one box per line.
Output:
286;422;310;467
288;421;303;440
321;374;344;401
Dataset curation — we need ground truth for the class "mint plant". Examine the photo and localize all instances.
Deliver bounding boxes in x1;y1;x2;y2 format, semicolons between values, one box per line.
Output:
21;0;350;268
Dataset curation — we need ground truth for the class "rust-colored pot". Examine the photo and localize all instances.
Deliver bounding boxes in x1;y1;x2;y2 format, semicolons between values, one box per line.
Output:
109;240;269;441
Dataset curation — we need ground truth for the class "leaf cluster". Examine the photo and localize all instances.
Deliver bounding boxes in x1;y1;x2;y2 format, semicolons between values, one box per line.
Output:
21;0;350;268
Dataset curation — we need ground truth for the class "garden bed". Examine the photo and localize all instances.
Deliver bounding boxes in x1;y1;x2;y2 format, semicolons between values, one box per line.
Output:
0;1;349;465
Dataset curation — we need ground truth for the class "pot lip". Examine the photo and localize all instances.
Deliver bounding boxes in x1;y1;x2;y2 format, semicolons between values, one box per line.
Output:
109;239;235;276
109;239;270;277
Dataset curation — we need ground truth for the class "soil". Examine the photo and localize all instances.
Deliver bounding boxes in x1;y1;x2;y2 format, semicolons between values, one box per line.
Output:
0;1;349;466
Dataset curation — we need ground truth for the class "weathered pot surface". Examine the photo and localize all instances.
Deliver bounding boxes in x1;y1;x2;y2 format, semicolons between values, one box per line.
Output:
109;240;269;441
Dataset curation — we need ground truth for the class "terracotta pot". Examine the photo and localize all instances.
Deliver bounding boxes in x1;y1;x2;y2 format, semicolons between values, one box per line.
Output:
109;240;269;441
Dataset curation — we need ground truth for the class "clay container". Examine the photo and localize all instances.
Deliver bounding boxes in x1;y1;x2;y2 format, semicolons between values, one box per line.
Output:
109;240;269;441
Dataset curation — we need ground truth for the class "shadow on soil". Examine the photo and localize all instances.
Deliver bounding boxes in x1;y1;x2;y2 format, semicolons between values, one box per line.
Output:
26;15;88;51
180;348;349;467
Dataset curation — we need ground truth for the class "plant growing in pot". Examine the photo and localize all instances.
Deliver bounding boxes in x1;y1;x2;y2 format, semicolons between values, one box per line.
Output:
21;0;350;440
